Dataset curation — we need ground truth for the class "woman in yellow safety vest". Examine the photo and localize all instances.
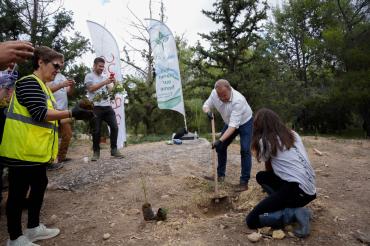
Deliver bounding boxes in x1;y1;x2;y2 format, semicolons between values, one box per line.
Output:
0;46;93;246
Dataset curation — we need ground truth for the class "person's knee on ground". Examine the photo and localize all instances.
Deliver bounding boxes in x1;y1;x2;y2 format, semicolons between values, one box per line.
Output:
245;212;260;229
246;207;312;238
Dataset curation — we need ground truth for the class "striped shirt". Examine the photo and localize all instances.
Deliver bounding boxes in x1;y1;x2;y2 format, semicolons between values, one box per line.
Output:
15;76;48;122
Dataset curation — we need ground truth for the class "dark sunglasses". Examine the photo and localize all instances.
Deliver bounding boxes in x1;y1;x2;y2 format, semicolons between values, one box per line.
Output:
51;62;63;70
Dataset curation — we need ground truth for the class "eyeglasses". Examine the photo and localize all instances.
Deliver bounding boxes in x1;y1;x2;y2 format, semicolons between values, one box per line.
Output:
51;63;63;70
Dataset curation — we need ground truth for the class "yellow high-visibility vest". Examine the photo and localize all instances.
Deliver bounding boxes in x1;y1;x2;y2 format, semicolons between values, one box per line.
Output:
0;74;58;163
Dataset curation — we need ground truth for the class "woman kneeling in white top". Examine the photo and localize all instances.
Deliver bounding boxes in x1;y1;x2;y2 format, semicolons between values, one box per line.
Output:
246;108;316;238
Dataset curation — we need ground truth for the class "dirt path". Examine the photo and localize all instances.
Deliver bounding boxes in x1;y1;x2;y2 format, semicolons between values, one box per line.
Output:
0;137;369;245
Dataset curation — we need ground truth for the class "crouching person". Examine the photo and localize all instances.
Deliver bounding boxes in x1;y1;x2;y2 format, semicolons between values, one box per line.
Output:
246;108;316;238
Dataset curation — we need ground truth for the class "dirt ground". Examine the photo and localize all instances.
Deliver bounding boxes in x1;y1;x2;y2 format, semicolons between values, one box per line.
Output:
0;136;369;245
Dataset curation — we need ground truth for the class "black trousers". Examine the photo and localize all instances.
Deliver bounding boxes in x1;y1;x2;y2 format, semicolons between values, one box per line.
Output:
6;165;48;240
246;170;316;229
92;106;118;152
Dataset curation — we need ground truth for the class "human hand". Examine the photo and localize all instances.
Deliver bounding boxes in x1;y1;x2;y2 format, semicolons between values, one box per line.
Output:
71;104;94;120
105;77;115;85
63;79;74;88
0;41;34;69
212;139;223;150
206;111;213;120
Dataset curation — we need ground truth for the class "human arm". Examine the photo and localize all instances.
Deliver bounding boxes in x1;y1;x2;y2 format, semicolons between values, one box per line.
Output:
265;159;273;171
202;90;216;114
66;80;74;96
44;109;70;121
47;79;74;93
45;105;93;121
16;77;93;122
86;74;115;93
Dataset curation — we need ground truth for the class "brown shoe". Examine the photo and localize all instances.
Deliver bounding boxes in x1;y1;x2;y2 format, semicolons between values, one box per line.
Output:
203;175;225;182
235;183;248;192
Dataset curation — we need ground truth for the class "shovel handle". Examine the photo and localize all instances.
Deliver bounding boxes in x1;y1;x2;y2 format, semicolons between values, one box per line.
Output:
211;114;218;194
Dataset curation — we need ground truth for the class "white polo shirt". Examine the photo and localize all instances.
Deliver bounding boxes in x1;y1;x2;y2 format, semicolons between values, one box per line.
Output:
203;87;252;128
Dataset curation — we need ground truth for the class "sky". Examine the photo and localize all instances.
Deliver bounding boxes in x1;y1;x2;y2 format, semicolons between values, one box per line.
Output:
62;0;282;73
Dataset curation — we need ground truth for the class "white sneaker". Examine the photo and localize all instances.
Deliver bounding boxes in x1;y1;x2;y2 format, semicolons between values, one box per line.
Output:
24;224;60;242
6;235;40;246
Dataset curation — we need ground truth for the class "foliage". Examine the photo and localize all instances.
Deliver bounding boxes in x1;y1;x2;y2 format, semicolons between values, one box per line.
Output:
195;0;267;90
92;83;126;102
0;0;90;76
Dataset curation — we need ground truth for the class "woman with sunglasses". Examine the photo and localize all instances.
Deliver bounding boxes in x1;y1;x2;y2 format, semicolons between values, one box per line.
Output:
0;46;94;246
246;108;316;238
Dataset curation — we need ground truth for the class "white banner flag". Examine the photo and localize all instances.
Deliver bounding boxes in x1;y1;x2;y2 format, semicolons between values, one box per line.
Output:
148;19;185;116
86;20;126;148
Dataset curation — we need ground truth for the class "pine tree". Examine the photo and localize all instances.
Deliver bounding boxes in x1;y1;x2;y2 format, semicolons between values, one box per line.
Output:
196;0;267;89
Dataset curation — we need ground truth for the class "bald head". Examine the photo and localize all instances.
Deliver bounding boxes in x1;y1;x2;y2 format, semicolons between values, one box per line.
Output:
215;79;231;89
215;79;231;102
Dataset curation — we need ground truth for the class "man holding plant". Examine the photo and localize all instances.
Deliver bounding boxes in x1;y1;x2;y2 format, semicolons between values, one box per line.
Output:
84;57;124;161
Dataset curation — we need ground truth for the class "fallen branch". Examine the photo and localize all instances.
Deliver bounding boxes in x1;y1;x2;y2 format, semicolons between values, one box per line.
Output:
313;148;323;156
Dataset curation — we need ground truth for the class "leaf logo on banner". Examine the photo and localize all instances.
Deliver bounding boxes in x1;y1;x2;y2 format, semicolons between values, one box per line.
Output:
155;31;170;52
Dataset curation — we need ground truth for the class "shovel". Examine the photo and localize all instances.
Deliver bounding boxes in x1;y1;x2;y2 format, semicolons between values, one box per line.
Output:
210;113;228;204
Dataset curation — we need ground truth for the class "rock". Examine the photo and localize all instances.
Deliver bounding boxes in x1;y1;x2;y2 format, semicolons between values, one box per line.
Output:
258;227;272;235
161;194;170;199
127;208;141;215
247;232;262;242
202;208;209;214
47;214;58;226
157;221;163;225
51;214;58;220
110;223;115;228
272;230;285;239
284;225;294;232
103;233;111;240
220;224;226;229
287;232;295;237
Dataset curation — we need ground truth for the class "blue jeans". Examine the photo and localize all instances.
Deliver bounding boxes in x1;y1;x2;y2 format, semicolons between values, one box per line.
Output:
216;118;253;184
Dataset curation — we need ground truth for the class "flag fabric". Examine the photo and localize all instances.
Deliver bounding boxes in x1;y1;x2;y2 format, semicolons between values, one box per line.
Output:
86;20;126;148
148;19;185;116
100;0;110;5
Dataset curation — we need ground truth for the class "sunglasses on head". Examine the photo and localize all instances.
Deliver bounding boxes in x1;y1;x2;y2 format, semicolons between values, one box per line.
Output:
51;62;63;70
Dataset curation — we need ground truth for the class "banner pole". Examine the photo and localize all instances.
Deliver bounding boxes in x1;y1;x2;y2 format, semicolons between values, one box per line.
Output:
183;115;188;132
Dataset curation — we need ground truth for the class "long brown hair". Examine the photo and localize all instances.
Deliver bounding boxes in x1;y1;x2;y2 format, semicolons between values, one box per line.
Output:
252;108;295;162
